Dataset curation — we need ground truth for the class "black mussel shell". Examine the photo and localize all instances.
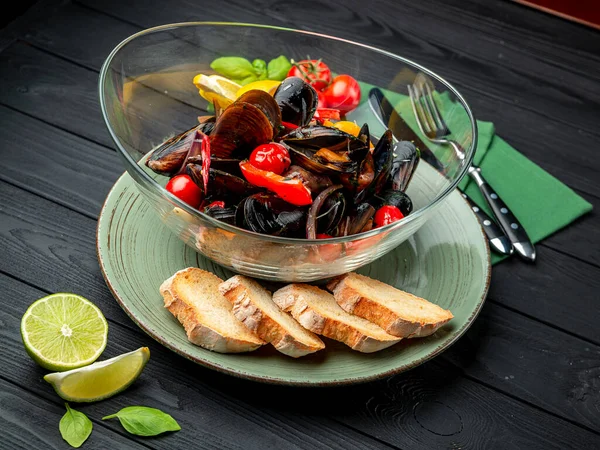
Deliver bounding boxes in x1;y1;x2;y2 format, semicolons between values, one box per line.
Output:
390;141;420;192
242;193;307;237
146;125;198;175
371;190;413;216
283;165;333;195
274;77;318;127
210;102;273;158
283;143;357;176
371;130;394;195
186;156;243;177
187;164;261;200
349;152;375;203
197;116;216;135
282;125;365;153
357;123;370;146
317;191;346;234
203;204;236;225
236;90;282;131
334;203;375;237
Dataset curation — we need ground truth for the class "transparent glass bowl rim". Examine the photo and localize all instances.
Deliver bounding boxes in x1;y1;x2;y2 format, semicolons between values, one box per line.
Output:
98;21;478;245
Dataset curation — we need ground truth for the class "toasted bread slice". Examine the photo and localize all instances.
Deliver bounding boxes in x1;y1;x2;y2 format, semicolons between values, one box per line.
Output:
328;273;453;338
272;284;401;353
160;268;264;353
219;276;325;358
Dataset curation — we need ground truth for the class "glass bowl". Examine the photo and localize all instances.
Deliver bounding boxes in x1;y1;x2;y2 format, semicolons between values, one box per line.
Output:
99;22;477;282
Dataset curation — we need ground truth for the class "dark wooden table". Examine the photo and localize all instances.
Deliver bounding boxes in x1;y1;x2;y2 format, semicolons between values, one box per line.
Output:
1;1;599;448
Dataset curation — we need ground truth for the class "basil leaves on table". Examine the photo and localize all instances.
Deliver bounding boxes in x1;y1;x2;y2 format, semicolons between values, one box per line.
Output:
60;403;93;448
210;55;291;85
102;406;181;436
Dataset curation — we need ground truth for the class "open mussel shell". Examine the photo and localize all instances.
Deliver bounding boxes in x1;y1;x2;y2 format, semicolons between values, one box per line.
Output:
283;125;365;153
273;77;318;127
306;185;345;239
236;90;282;131
203;204;237;225
283;165;333;195
187;156;243;177
209;102;273;158
371;130;394;195
357;123;370;146
283;143;357;176
240;193;307;238
187;164;262;201
390;140;420;192
371;189;413;216
146;125;199;175
333;203;376;237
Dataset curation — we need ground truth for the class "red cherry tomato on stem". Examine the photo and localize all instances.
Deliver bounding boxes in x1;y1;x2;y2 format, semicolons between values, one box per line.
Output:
166;174;203;208
322;75;361;114
374;205;404;228
287;59;332;91
249;143;291;175
317;90;328;109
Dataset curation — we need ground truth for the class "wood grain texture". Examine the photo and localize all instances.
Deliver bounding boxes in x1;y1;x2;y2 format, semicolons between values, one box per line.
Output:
0;378;149;449
0;273;394;450
2;177;600;440
10;1;600;199
3;271;599;449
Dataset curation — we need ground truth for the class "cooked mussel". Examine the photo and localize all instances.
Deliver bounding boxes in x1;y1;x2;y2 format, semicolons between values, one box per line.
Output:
236;90;281;131
283;143;358;175
273;77;318;127
283;165;333;195
203;203;237;225
209;102;273;158
371;130;394;194
283;125;366;153
371;190;413;216
186;164;262;201
333;203;376;237
390;140;420;192
146;125;199;175
239;193;307;237
187;156;242;177
306;185;345;239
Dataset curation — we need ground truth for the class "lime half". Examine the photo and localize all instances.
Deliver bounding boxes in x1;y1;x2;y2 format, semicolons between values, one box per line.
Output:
44;347;150;402
21;293;108;371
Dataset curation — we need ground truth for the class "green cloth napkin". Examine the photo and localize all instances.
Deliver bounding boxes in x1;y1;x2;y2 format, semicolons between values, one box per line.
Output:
350;82;592;264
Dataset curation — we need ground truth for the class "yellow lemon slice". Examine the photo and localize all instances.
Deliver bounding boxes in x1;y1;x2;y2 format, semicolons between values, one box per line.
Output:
193;74;241;109
236;79;281;98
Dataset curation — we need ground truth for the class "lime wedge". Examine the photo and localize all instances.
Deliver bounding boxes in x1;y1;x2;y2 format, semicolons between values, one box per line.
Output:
21;293;108;371
44;347;150;402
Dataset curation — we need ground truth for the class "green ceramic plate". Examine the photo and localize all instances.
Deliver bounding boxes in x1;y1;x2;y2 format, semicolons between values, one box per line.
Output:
97;173;490;386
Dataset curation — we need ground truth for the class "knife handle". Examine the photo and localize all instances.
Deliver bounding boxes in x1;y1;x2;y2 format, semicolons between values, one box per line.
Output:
460;192;513;255
468;166;536;262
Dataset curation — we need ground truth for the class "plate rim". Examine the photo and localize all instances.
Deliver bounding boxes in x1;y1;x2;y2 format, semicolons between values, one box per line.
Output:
96;172;491;386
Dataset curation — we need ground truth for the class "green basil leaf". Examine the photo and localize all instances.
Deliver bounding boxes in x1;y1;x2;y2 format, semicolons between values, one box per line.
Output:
102;406;181;436
210;57;256;81
252;59;268;80
267;55;292;81
60;403;93;448
237;75;258;86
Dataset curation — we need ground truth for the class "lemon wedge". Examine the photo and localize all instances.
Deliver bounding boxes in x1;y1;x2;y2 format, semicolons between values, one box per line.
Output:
236;79;281;97
44;347;150;402
193;74;240;110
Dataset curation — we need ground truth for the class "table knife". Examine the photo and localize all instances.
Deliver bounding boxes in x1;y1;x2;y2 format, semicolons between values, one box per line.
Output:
366;87;514;256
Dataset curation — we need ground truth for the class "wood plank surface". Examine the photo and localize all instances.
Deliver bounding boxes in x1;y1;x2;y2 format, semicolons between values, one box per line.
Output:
1;0;600;447
2;270;599;449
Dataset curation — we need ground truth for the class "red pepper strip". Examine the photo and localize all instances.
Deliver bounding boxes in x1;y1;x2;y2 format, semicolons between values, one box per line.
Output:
239;161;312;206
314;108;341;121
205;200;225;209
201;133;211;193
281;121;299;130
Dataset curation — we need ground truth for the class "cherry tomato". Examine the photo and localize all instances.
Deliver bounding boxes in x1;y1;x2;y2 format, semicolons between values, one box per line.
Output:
322;75;361;114
249;143;291;175
374;205;404;228
313;108;341;121
165;174;203;208
287;59;332;91
317;90;328;109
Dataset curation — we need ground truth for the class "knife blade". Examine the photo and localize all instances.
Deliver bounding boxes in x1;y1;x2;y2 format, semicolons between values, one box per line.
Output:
367;87;513;256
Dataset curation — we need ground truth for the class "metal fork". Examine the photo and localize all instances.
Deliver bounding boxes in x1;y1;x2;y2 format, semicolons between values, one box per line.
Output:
408;78;536;262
